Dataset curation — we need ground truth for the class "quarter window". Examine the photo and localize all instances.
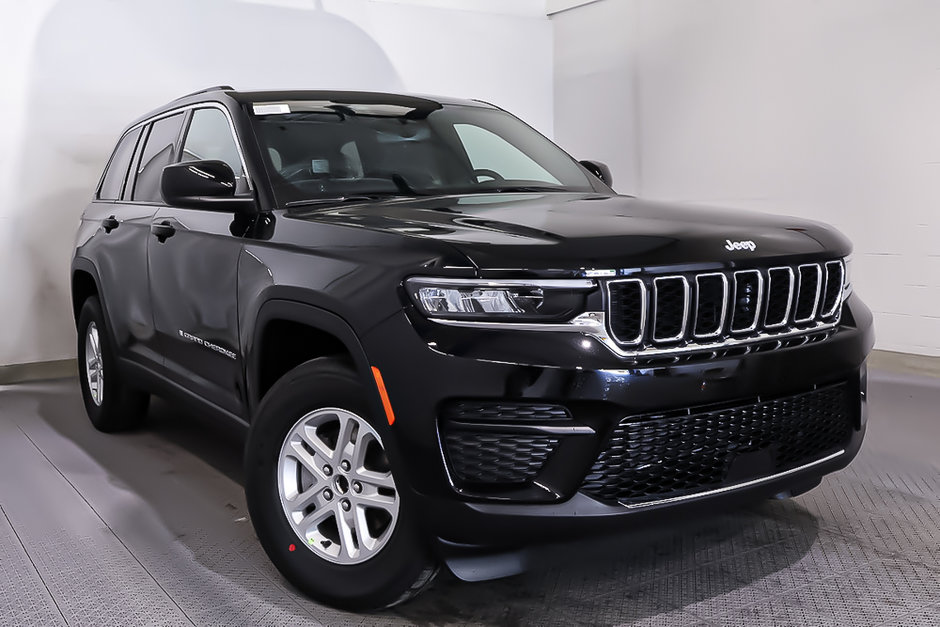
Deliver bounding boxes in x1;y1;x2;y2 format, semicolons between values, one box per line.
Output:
133;113;185;203
181;108;247;193
98;127;142;201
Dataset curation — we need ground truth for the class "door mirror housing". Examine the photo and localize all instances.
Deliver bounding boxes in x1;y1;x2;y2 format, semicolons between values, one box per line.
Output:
579;160;613;188
161;160;256;212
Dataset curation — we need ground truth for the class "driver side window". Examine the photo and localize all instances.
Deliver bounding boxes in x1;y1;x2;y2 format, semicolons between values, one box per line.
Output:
454;124;559;184
182;108;248;193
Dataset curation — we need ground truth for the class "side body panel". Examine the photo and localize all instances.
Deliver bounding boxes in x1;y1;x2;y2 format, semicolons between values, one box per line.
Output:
148;207;245;415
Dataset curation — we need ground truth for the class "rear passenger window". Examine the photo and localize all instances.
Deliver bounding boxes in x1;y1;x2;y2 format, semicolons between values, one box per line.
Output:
181;108;247;193
98;127;142;201
133;113;185;203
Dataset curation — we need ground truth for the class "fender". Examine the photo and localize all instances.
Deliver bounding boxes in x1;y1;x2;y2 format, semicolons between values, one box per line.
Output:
244;297;384;423
70;257;116;339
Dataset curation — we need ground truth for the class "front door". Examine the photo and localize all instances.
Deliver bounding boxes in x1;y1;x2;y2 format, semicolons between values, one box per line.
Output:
147;106;250;416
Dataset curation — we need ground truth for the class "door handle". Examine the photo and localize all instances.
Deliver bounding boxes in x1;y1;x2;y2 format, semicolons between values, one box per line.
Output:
151;221;176;243
102;215;120;233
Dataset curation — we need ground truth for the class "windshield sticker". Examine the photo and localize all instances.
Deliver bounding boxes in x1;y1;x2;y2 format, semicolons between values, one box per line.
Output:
253;103;291;115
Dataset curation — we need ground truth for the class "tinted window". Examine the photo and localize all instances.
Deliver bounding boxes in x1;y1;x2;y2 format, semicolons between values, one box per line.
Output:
133;113;185;203
251;102;595;206
455;124;559;184
181;108;247;193
98;127;142;200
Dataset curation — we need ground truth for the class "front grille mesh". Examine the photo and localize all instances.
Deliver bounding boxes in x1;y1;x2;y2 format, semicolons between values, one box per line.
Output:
442;431;559;484
439;401;569;486
607;260;844;351
581;383;854;504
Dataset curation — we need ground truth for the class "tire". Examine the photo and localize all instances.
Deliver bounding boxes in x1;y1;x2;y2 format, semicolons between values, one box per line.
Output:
244;358;438;611
77;296;150;432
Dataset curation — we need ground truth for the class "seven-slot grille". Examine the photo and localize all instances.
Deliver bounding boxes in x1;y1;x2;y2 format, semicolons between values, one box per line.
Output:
606;260;844;350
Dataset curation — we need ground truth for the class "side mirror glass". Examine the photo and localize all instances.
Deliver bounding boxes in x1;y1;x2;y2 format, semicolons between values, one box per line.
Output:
579;160;613;188
161;160;255;212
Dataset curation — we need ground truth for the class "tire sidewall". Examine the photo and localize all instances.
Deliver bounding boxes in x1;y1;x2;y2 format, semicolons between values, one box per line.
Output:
244;359;432;610
77;297;112;427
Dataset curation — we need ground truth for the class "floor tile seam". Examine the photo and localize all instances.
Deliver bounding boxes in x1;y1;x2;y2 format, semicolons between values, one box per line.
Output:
622;531;807;585
224;549;346;624
816;522;940;573
14;424;197;627
871;597;940;627
127;537;327;624
0;504;70;627
688;556;887;619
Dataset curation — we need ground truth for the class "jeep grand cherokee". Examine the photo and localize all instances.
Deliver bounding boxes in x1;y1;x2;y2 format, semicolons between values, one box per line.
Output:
71;86;873;610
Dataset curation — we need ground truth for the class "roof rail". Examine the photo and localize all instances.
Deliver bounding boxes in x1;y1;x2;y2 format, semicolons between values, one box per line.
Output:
174;85;235;100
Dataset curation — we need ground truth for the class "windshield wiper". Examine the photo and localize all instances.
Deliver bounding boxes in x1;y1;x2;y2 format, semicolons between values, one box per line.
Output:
391;173;431;196
285;194;399;208
485;185;571;193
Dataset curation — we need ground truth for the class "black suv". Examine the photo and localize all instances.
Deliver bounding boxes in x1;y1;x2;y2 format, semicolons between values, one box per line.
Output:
72;86;873;610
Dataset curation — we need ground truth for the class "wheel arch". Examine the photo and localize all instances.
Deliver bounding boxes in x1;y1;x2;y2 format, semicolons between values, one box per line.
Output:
246;299;383;423
71;258;103;324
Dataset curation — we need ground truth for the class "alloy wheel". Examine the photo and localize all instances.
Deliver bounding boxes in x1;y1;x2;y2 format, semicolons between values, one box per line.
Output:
277;407;399;564
84;322;104;406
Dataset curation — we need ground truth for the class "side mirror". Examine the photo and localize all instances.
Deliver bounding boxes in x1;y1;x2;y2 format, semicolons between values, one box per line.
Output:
579;160;613;188
161;160;255;212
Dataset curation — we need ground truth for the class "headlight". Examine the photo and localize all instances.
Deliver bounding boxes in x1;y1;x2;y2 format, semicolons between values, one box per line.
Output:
405;277;595;321
843;255;853;298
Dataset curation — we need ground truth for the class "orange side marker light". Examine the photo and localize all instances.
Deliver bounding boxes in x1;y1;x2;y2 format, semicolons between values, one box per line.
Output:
371;366;396;426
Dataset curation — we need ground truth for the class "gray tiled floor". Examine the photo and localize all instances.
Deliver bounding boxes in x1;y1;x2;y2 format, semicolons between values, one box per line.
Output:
0;370;937;626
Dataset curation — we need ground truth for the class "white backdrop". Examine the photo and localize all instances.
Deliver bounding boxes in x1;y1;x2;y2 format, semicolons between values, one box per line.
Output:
0;0;552;366
554;0;940;357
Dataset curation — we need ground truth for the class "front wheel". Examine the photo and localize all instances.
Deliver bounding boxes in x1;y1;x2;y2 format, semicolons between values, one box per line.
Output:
244;358;438;610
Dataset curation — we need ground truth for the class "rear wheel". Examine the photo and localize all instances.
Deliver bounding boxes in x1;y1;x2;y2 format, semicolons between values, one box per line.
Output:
245;358;438;610
76;296;149;432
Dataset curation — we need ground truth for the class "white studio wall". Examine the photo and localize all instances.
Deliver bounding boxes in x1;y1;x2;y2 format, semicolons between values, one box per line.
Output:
553;0;940;357
0;0;552;367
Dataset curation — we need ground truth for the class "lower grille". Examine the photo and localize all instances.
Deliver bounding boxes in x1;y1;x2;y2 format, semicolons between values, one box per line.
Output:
439;401;570;486
581;383;854;504
442;431;559;484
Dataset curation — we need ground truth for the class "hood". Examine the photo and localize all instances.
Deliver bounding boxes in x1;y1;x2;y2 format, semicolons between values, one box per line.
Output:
289;193;852;272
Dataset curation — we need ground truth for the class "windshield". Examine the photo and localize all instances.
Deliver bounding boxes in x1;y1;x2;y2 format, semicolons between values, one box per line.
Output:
249;100;599;206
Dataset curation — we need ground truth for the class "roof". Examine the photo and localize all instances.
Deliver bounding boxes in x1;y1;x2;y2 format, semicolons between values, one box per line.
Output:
125;86;493;131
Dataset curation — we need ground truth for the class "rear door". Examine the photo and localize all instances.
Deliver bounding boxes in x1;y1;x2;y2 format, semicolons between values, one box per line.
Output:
147;105;249;415
81;123;162;366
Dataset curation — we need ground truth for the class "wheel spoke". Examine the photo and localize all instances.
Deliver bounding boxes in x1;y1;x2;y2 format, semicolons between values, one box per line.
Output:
336;501;360;559
354;504;379;553
288;485;323;511
335;413;357;462
287;439;330;481
295;503;335;534
353;489;396;512
355;468;396;490
299;424;335;461
88;327;101;359
351;430;373;468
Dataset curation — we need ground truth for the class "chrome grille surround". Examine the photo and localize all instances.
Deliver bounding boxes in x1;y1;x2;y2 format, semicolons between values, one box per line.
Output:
730;270;764;334
652;276;690;343
605;278;646;346
692;273;729;339
794;264;823;323
602;260;845;358
764;266;795;329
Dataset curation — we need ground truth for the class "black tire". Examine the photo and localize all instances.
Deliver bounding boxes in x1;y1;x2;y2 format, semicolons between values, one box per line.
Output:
76;296;150;432
244;358;438;611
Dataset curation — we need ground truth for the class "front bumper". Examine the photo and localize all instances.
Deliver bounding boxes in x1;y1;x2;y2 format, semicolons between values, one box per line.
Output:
360;294;873;548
